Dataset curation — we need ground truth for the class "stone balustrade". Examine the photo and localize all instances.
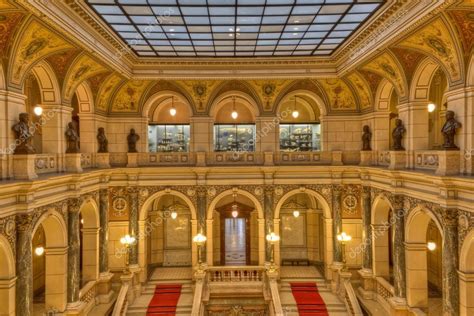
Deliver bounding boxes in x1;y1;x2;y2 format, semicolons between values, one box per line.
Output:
207;266;265;282
35;154;61;174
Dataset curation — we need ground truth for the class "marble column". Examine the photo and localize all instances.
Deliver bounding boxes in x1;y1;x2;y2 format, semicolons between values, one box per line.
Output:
391;195;406;299
264;186;274;262
361;187;372;270
99;189;109;273
441;208;459;316
68;198;82;304
15;214;33;316
332;186;342;262
197;187;207;259
128;188;139;265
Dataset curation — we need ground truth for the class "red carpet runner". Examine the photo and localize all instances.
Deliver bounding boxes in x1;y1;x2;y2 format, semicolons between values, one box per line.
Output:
290;282;329;316
146;284;182;316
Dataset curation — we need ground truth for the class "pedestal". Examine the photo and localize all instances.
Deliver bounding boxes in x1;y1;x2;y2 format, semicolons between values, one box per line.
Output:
358;269;375;299
338;270;352;300
436;150;460;176
264;152;274;166
96;153;110;169
196;152;206;167
96;272;114;304
388;297;408;316
330;262;344;293
332;151;343;165
389;151;406;170
65;153;83;173
360;151;373;166
127;153;139;168
13;154;37;180
64;301;86;316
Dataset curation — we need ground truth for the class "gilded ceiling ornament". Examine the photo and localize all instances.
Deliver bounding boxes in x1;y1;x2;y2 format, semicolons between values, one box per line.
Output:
96;74;123;112
0;12;24;56
317;78;357;110
361;52;407;97
111;80;151;112
448;10;474;55
346;72;372;110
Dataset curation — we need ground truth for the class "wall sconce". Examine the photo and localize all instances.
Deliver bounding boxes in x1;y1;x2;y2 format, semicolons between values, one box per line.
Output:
34;246;45;256
193;233;207;265
266;232;280;265
120;234;136;274
34;105;43;116
337;232;352;271
293;210;300;218
427;102;436;113
169;96;177;116
427;241;436;251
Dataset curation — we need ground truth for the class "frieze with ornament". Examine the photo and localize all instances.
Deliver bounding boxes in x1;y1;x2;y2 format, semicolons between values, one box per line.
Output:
342;185;361;218
109;187;129;221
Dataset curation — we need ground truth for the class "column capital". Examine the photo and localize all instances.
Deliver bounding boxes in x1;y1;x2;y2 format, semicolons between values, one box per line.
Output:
68;197;84;213
389;194;404;210
16;213;34;232
439;207;458;227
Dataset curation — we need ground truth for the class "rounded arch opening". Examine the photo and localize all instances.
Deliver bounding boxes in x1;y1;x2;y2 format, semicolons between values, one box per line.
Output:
211;92;258;124
370;194;394;280
79;199;100;285
0;235;15;316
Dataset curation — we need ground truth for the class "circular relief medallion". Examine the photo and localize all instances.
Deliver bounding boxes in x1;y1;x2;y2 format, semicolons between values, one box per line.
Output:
113;197;127;217
254;187;263;196
4;219;15;237
459;214;469;230
274;186;284;196
187;188;196;197
139;188;149;198
343;195;357;214
207;187;216;197
403;199;411;212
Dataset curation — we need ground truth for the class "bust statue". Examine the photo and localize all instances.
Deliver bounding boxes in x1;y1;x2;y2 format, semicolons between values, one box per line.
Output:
127;128;140;153
12;112;35;155
441;110;461;150
392;119;406;151
97;127;108;153
65;122;80;153
362;125;372;151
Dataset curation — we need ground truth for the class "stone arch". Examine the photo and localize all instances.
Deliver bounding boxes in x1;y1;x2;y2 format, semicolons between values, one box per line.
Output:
207;81;263;116
79;198;100;283
459;229;474;315
209;90;261;120
0;235;16;316
274;188;333;278
404;206;444;310
274;80;328;116
409;58;444;102
75;81;95;114
143;90;194;121
467;53;474;86
370;194;394;278
206;188;265;265
141;82;196;117
29;61;62;105
138;190;198;280
31;209;68;312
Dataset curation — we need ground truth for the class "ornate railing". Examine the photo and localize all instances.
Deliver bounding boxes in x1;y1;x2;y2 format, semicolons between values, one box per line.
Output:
112;283;129;316
265;271;284;316
207;152;264;166
35;154;60;174
207;266;265;282
375;277;394;309
275;151;332;165
342;279;363;316
79;280;98;313
191;269;208;316
139;152;195;166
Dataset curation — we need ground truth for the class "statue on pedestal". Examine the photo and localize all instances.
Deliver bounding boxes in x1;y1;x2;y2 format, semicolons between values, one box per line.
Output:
362;125;372;151
441;110;462;150
12;113;35;154
97;127;108;153
127;128;140;153
392;119;406;151
65;122;80;153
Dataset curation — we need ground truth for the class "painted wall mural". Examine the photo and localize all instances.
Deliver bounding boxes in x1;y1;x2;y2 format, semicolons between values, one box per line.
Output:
0;12;24;56
95;74;123;112
346;72;372;110
398;18;462;83
448;10;474;56
390;47;426;86
45;49;81;84
316;78;357;110
10;20;72;86
63;54;108;101
111;80;152;112
361;52;407;98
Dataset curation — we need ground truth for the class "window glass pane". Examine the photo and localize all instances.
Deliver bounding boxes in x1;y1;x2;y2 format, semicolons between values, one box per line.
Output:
148;125;190;152
214;125;255;152
279;124;321;151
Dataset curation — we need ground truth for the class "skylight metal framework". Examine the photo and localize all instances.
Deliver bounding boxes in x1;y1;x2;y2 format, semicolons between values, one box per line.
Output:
86;0;384;58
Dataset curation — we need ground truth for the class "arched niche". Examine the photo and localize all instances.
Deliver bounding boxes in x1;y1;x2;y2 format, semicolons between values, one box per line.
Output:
211;92;258;124
207;189;265;266
370;194;393;280
79;199;100;284
274;188;332;278
29;61;62;106
0;235;16;316
404;207;444;311
148;93;192;124
31;210;68;313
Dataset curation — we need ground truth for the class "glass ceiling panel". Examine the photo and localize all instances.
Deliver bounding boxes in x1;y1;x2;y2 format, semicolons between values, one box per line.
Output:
87;0;384;57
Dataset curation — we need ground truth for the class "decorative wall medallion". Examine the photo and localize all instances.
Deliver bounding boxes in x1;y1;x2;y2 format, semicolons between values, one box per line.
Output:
254;187;263;196
459;214;469;230
187;188;196;197
343;195;357;214
140;188;149;198
207;187;216;197
403;198;411;212
274;186;283;196
113;197;128;216
3;219;15;237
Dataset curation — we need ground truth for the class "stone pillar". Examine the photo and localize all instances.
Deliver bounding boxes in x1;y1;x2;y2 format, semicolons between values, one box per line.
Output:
361;187;372;270
332;186;342;262
67;198;82;306
15;214;33;316
264;186;274;262
256;117;278;153
441;209;459;316
99;189;109;273
391;195;406;299
41;104;72;155
197;187;207;259
128;188;139;265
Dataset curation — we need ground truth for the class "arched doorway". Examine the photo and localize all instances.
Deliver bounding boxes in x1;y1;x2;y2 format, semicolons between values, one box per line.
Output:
459;229;474;315
31;210;68;314
79;199;100;286
405;207;444;314
139;190;198;281
371;195;394;282
0;235;16;316
274;189;333;278
207;189;265;266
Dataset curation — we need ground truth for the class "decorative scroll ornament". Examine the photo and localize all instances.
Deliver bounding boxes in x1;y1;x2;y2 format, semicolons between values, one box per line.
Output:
112;197;128;217
343;195;358;215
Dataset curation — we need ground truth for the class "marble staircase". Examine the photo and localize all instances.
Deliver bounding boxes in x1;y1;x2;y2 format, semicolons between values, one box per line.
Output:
279;266;349;316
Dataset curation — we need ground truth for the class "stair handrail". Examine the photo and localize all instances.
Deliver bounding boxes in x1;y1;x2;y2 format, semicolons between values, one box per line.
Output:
112;282;130;316
265;268;284;316
191;267;208;316
340;273;363;316
112;269;140;316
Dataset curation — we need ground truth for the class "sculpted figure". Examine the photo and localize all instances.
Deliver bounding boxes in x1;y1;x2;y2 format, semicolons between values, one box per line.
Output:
12;112;35;154
392;119;406;151
127;128;140;153
97;127;108;153
65;122;80;153
441;110;461;150
362;125;372;151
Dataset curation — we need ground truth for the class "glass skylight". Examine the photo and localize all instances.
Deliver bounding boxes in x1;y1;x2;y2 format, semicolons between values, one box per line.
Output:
86;0;384;58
